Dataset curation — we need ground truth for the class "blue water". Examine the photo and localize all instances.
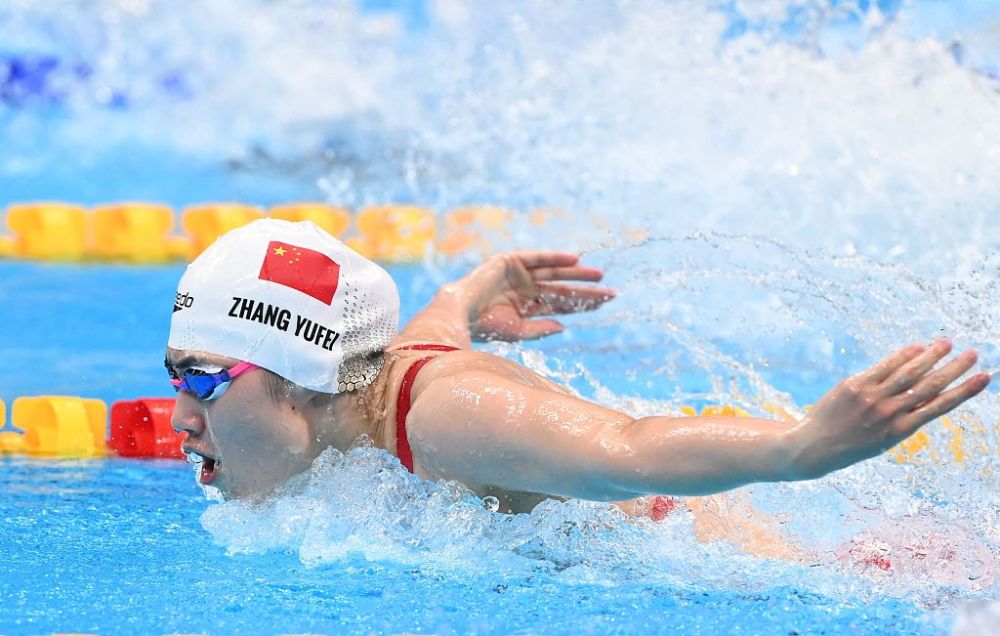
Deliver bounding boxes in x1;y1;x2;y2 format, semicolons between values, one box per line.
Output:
3;0;1000;634
0;460;938;635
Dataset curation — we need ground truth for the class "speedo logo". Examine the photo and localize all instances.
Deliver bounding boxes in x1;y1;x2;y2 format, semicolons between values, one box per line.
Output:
173;292;195;313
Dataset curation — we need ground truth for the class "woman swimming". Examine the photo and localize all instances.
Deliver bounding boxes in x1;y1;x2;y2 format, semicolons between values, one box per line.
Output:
166;219;989;516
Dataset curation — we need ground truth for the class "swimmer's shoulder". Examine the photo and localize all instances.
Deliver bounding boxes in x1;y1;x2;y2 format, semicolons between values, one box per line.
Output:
388;344;572;400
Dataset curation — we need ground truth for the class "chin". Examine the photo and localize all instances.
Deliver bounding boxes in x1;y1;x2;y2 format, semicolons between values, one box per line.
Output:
220;481;276;503
197;480;228;502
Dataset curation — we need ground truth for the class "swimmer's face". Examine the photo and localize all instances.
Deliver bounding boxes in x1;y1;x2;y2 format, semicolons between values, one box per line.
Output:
166;347;316;500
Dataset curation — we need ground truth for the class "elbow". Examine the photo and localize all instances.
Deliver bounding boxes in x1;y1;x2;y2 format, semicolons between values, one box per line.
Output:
582;423;655;499
528;421;647;502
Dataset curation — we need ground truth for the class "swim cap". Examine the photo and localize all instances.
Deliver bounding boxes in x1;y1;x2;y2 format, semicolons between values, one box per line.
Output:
168;218;399;394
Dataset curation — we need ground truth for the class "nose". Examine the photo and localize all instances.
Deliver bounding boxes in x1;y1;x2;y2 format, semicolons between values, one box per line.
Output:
171;391;206;436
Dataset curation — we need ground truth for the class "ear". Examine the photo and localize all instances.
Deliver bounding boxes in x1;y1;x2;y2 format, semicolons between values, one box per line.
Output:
299;388;356;451
287;384;327;411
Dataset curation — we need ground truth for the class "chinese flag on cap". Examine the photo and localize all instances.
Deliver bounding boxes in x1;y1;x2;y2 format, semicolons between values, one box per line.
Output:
258;241;341;305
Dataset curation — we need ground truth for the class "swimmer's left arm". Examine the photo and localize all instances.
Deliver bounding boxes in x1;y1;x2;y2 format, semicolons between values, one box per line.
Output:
407;346;990;501
408;342;988;499
393;252;614;349
407;369;796;500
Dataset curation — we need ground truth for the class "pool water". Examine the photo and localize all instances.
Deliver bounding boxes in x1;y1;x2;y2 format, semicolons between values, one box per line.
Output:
3;0;1000;634
1;460;943;635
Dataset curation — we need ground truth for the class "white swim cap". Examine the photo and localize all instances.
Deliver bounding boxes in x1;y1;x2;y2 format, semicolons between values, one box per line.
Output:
168;218;399;394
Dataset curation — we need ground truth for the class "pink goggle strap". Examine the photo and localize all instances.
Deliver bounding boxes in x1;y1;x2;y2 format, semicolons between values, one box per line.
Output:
168;361;261;388
226;361;260;380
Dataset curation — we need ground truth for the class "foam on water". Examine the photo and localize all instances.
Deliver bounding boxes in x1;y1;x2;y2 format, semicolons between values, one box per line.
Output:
953;599;1000;635
201;442;996;608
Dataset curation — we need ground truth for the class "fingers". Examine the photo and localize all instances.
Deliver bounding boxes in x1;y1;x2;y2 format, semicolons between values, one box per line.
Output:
861;344;926;384
516;252;581;269
531;264;605;283
512;252;605;283
897;372;990;434
900;349;978;408
516;319;565;341
880;339;953;396
529;283;616;315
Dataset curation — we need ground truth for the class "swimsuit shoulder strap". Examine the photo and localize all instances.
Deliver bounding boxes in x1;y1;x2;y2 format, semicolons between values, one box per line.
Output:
394;344;461;472
392;343;462;353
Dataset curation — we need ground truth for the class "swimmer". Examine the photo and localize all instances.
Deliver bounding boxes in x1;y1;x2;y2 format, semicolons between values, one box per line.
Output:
166;219;990;519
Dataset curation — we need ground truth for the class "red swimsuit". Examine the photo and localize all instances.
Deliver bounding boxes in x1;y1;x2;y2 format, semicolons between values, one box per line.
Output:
392;344;461;472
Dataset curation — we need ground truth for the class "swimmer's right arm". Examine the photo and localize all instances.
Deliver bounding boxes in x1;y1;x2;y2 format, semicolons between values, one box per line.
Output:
407;340;989;499
394;252;614;349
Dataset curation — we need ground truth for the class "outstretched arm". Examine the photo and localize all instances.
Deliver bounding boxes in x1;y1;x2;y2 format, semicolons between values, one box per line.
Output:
407;340;988;499
393;252;615;350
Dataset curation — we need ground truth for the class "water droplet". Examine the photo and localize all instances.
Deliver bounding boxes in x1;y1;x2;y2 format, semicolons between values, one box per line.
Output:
482;496;500;512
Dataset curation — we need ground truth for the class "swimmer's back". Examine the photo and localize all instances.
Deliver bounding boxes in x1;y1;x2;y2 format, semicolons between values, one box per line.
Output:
382;343;630;512
408;347;575;396
378;344;586;512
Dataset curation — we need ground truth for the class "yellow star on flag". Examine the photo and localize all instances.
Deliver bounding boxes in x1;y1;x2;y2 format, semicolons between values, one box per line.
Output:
273;246;287;256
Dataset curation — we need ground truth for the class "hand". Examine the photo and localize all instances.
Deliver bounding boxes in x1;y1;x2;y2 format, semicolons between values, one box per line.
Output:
459;252;615;341
785;339;990;480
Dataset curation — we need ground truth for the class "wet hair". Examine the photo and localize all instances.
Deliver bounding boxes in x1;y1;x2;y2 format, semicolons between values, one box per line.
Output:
261;368;299;403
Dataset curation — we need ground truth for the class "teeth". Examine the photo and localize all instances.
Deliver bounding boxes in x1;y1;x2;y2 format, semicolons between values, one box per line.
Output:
184;450;204;465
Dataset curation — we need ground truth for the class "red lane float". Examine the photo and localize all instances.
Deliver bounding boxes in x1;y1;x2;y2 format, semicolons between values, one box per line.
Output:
109;398;184;459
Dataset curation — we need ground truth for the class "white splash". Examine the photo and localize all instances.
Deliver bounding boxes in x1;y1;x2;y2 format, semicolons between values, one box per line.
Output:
952;599;1000;635
201;442;998;607
2;1;998;251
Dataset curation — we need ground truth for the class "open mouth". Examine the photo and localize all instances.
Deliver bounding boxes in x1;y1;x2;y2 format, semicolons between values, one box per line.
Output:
184;449;220;485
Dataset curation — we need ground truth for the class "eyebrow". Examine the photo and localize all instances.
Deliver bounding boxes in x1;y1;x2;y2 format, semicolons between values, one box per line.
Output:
165;354;214;371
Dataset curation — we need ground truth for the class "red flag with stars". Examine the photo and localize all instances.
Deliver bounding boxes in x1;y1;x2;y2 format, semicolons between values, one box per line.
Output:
258;241;341;305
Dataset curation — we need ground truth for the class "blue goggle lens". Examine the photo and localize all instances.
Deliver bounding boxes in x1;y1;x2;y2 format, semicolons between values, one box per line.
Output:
176;370;231;401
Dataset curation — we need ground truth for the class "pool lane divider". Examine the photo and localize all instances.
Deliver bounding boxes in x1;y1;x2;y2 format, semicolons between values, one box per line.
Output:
0;201;545;264
3;396;107;457
108;398;184;459
0;396;183;459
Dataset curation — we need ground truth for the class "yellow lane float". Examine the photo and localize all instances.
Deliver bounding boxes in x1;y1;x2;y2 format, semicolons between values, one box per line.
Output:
892;414;985;466
11;396;107;458
0;431;25;453
437;206;513;257
348;205;435;262
5;202;88;260
0;400;21;453
529;206;571;228
91;202;176;263
270;203;350;238
0;200;529;263
181;203;265;258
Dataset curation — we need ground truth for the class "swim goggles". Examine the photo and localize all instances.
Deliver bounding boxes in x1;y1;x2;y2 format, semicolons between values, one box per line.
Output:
167;360;261;401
